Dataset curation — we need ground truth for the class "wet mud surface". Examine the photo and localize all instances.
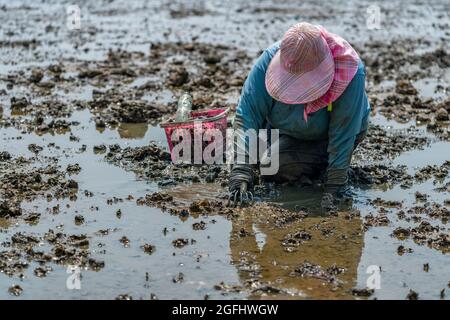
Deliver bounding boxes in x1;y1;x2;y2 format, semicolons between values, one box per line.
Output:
0;0;449;299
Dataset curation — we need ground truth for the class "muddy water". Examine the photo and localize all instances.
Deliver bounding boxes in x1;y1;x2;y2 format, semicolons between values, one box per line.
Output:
1;107;447;300
1;0;449;300
0;110;244;300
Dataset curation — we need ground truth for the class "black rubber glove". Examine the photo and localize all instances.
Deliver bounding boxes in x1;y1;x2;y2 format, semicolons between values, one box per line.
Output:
322;168;349;211
321;192;336;211
228;165;254;207
326;168;349;194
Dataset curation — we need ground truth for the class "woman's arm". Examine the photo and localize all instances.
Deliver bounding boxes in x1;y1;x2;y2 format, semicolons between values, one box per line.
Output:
326;69;369;191
234;49;274;149
229;48;274;199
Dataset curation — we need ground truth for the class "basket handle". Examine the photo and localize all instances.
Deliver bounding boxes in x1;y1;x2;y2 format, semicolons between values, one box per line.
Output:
160;108;230;127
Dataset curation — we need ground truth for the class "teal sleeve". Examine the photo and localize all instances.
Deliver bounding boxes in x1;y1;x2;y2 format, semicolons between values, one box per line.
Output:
233;49;274;164
234;50;273;132
326;71;369;184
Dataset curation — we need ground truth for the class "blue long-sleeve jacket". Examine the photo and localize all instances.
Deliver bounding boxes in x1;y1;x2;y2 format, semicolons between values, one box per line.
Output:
234;42;370;183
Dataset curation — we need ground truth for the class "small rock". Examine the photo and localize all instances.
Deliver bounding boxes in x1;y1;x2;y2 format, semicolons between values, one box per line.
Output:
141;244;156;255
38;80;55;89
392;227;411;240
406;289;419;300
203;54;221;64
351;288;374;297
28;144;43;153
397;245;413;255
172;238;189;248
0;201;22;218
119;236;130;247
10;96;28;109
172;272;184;283
415;192;428;201
168;67;189;87
396;80;418;95
8;285;23;296
93;144;107;154
192;221;206;230
23;213;40;225
74;215;85;225
88;258;105;271
66;180;78;189
435;108;448;121
416;113;432;122
95;119;106;128
34;266;52;277
67;164;81;174
30;69;44;83
0;151;11;161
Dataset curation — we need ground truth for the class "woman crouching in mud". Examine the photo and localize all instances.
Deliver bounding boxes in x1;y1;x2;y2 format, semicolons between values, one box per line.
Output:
229;22;370;210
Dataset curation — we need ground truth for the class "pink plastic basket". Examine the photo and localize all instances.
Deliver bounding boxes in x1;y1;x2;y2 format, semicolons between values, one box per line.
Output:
160;108;229;162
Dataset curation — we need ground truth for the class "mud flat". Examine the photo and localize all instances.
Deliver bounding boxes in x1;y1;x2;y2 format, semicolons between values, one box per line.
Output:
0;0;449;299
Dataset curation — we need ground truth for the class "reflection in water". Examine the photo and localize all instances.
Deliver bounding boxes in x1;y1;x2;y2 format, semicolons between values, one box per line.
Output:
167;183;224;205
262;185;332;214
0;218;10;229
117;122;149;139
229;209;364;299
94;122;150;139
167;184;364;299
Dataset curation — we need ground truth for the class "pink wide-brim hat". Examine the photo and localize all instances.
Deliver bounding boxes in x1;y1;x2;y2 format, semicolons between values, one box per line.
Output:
265;22;359;117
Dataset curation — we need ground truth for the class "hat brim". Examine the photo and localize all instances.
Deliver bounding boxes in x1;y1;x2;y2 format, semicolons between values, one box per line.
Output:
265;47;335;105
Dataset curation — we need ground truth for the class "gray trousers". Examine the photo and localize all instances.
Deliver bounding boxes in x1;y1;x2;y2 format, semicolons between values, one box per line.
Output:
261;132;366;185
